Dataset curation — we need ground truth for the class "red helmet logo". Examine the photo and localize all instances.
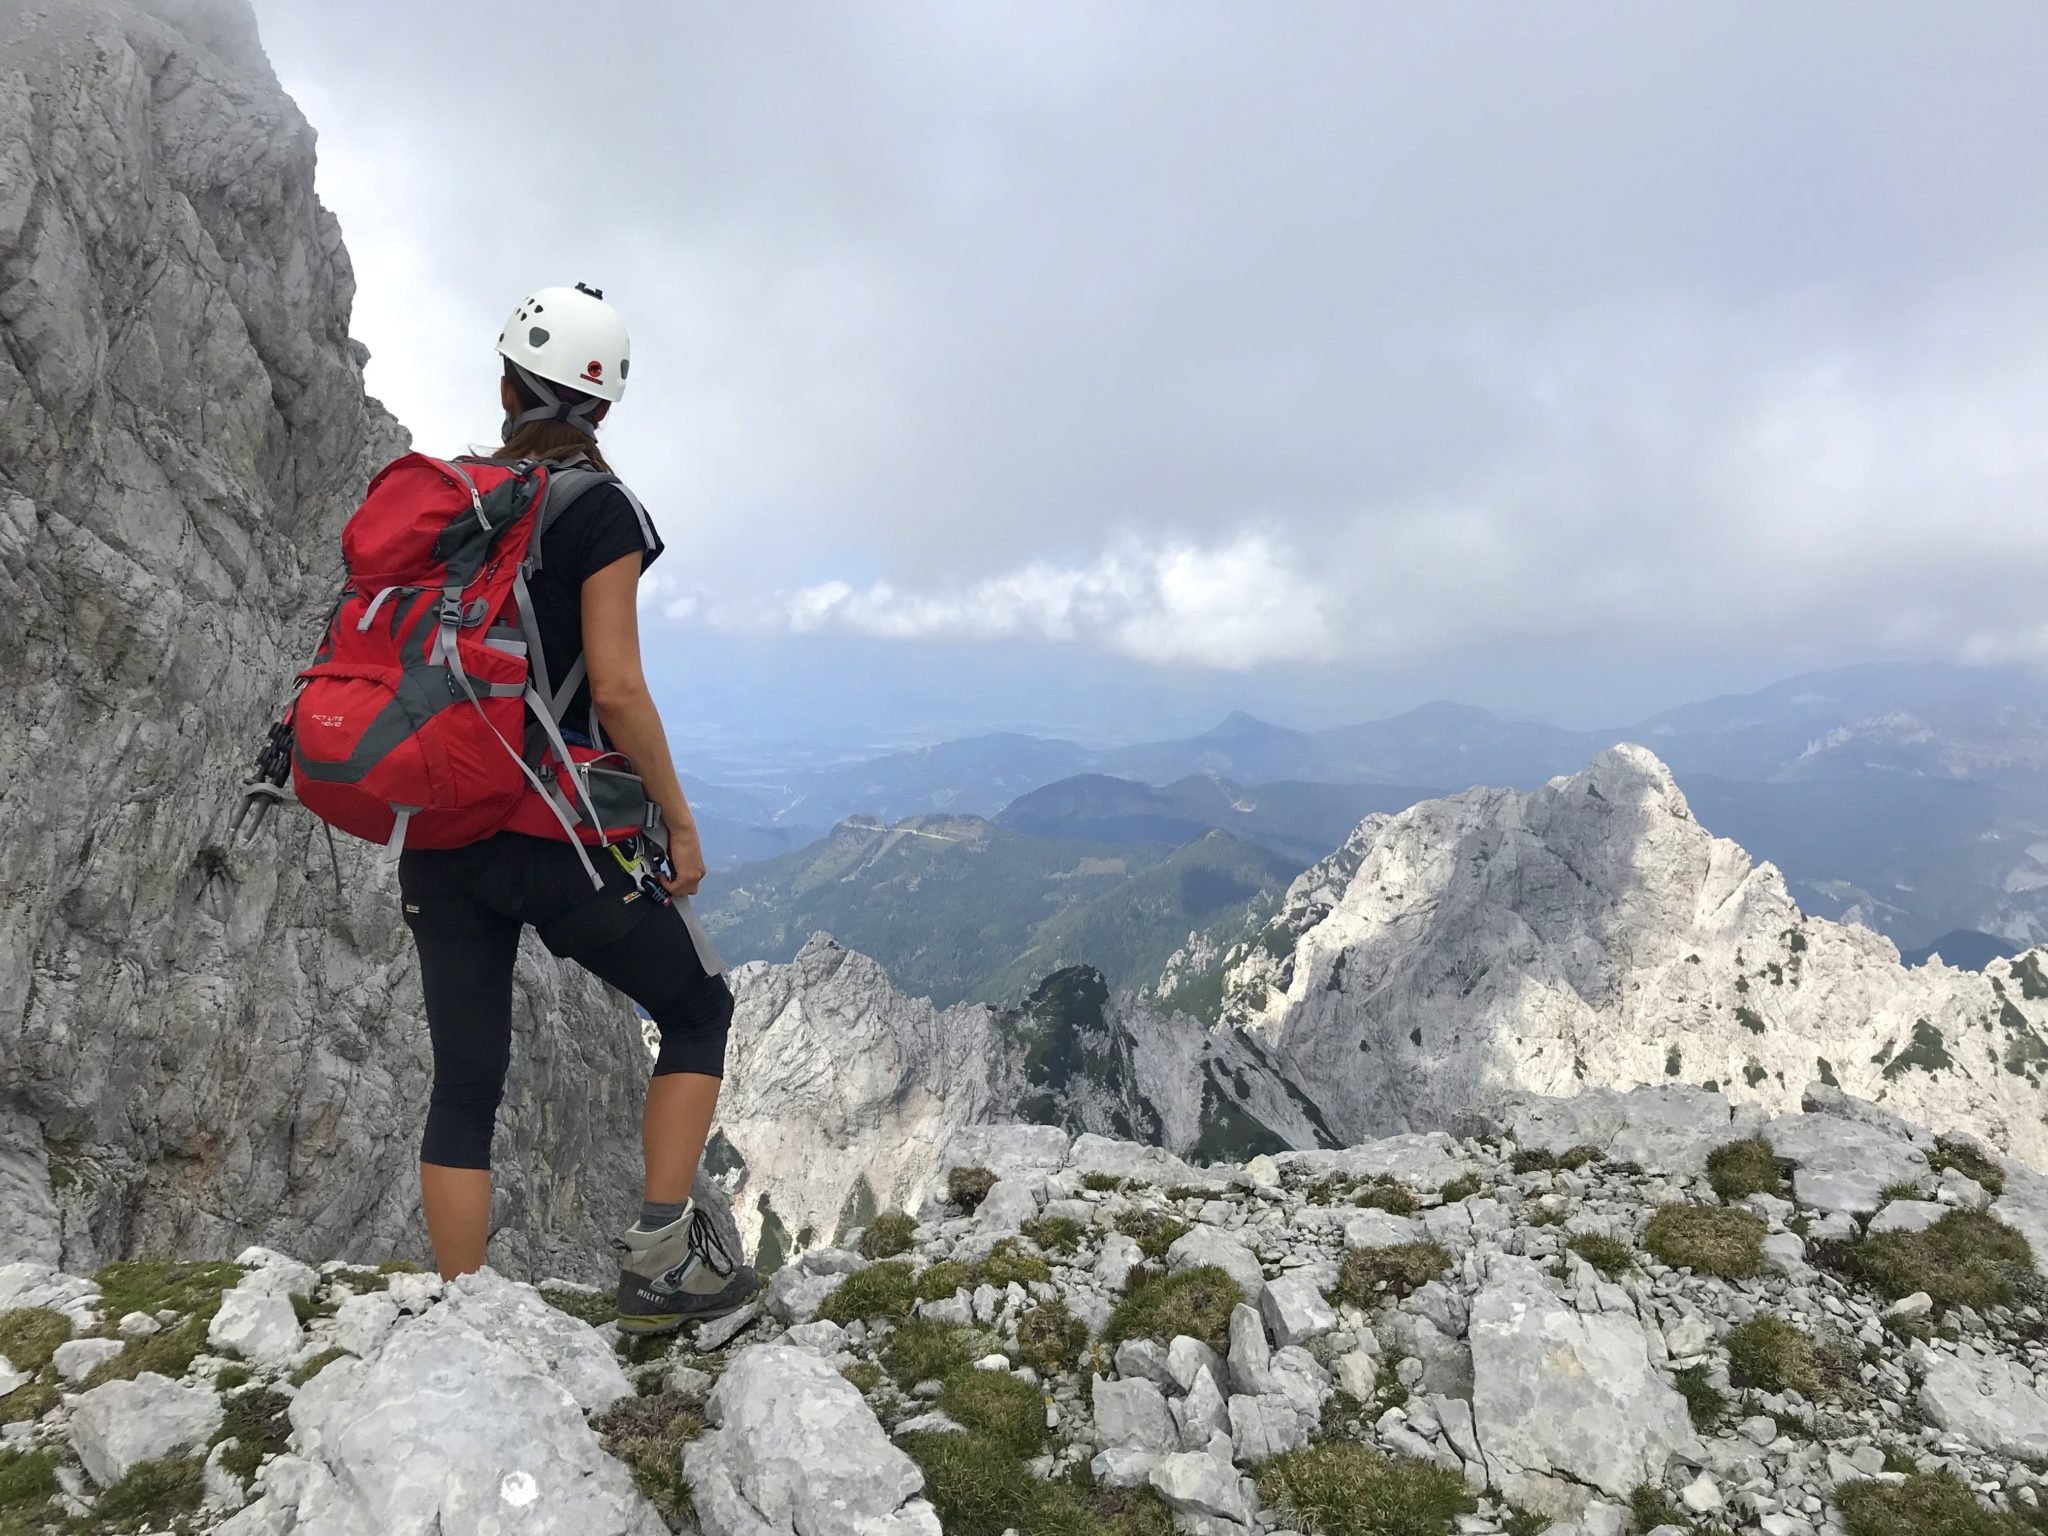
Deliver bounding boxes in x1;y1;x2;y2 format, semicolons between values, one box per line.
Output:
582;359;604;382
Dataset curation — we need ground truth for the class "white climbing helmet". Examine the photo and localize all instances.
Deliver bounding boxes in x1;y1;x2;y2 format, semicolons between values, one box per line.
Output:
496;282;630;436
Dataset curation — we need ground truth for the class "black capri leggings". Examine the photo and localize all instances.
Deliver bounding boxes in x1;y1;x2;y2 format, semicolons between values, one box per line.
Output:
398;832;734;1169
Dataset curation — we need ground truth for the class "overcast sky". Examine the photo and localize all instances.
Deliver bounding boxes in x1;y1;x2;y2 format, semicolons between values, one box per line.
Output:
254;2;2048;744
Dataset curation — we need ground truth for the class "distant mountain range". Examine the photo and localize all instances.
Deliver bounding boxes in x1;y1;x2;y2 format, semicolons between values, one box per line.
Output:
689;661;2048;958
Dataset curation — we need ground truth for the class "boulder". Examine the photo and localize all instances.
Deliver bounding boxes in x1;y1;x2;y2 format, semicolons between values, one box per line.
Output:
50;1337;124;1385
936;1124;1071;1182
267;1286;656;1535
1165;1227;1265;1302
1343;1211;1427;1250
975;1177;1042;1233
208;1284;305;1371
1763;1114;1930;1216
1069;1135;1215;1191
1469;1276;1690;1498
684;1345;940;1536
69;1372;223;1486
1502;1086;1763;1175
1274;1133;1473;1190
1149;1451;1253;1523
1917;1345;2048;1462
1094;1233;1144;1291
1868;1200;1947;1235
1259;1273;1336;1347
1092;1375;1176;1453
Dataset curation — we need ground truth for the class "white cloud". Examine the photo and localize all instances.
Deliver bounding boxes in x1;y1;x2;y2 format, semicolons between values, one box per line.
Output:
699;533;1333;669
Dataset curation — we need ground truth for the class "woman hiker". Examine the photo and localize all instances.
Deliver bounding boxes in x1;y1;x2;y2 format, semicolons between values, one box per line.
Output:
395;284;756;1328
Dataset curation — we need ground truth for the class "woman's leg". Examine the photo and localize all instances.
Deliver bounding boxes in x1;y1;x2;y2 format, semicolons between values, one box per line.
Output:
404;886;523;1280
642;1071;721;1207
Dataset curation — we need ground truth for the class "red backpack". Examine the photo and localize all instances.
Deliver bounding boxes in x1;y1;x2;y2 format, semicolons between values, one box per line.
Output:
280;452;658;888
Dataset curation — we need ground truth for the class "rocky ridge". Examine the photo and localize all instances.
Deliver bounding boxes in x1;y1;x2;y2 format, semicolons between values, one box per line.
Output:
1172;745;2048;1164
3;1085;2043;1536
0;0;709;1280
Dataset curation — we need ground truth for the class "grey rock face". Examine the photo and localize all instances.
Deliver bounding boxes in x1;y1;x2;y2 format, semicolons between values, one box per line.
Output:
1092;1374;1177;1453
1469;1275;1692;1499
684;1345;940;1536
245;1272;654;1535
0;0;715;1281
68;1370;223;1485
1917;1346;2048;1462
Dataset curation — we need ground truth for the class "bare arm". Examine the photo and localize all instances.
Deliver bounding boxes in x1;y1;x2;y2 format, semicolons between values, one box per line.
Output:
580;552;705;895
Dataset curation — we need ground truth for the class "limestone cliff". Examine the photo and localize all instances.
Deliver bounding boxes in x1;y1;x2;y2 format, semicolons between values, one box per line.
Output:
0;0;708;1280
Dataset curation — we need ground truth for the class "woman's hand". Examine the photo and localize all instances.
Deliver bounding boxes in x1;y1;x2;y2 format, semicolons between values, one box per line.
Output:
659;824;708;898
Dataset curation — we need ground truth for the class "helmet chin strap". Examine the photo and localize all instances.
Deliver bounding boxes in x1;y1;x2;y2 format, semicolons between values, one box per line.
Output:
505;362;601;440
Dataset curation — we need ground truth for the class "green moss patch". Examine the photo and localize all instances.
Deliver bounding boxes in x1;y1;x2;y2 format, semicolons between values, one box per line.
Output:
1926;1138;2006;1197
594;1390;705;1530
941;1369;1048;1457
1105;1266;1244;1351
1644;1204;1765;1278
900;1431;1048;1536
1438;1173;1481;1203
0;1310;70;1377
859;1211;918;1260
1256;1442;1477;1536
214;1364;252;1391
87;1314;213;1388
1329;1243;1452;1308
841;1361;884;1395
91;1260;244;1323
948;1167;998;1214
1015;1299;1089;1374
539;1285;616;1327
1082;1173;1128;1193
93;1455;206;1534
1020;1215;1084;1255
1706;1139;1787;1203
0;1382;57;1427
817;1261;919;1325
1824;1210;2034;1314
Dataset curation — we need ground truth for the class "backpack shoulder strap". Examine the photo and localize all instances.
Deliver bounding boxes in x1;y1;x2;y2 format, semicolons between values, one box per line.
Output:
528;466;657;569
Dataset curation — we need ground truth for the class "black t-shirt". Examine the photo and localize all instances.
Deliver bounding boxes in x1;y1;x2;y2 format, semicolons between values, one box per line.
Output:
527;481;663;736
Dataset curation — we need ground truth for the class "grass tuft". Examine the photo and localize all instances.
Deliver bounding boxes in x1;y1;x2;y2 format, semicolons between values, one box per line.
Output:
1566;1234;1633;1279
289;1347;354;1387
1830;1210;2035;1314
1438;1173;1481;1204
1352;1182;1418;1216
0;1382;57;1426
1113;1209;1189;1261
883;1319;989;1388
916;1260;975;1302
1926;1137;2005;1197
1705;1138;1787;1203
0;1310;70;1377
1105;1266;1244;1352
817;1261;919;1324
948;1167;998;1214
1628;1485;1688;1532
1021;1215;1085;1256
1643;1204;1765;1278
1082;1173;1128;1193
594;1389;705;1529
86;1314;214;1388
1673;1364;1730;1433
859;1211;918;1260
93;1455;206;1534
91;1261;244;1323
1014;1298;1089;1374
1725;1314;1822;1397
0;1447;60;1514
900;1431;1044;1536
841;1360;884;1395
941;1369;1047;1457
1329;1243;1452;1308
209;1386;292;1484
980;1240;1053;1289
1256;1442;1478;1536
1839;1470;2040;1536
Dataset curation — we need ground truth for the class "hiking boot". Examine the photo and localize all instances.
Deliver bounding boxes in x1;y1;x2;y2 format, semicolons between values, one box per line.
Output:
613;1200;758;1336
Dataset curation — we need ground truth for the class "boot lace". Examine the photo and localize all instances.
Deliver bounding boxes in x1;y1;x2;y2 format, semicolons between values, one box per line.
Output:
688;1209;737;1277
